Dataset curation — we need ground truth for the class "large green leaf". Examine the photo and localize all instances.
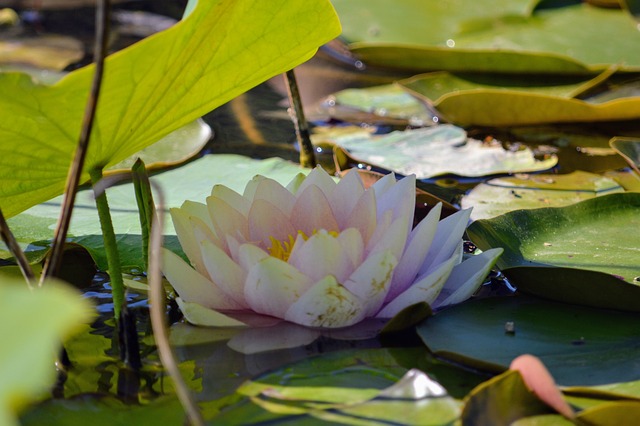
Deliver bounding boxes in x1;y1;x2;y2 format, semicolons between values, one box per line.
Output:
0;279;94;426
0;0;340;218
467;192;640;311
332;0;640;73
399;71;640;126
416;294;640;386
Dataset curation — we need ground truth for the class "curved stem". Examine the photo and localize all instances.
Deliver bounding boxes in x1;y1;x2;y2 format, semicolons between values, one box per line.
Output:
0;208;35;287
148;181;205;426
40;0;111;284
284;69;316;168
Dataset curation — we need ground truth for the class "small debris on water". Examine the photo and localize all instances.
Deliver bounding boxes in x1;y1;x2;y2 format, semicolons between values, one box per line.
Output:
505;321;516;335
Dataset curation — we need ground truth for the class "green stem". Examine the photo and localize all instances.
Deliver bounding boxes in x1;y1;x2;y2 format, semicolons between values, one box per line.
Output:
90;167;125;319
132;158;155;273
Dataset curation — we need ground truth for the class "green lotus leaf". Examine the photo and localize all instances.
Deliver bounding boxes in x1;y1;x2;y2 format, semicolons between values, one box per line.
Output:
399;71;640;126
332;0;640;73
467;192;640;310
0;0;340;218
416;294;640;386
461;171;624;221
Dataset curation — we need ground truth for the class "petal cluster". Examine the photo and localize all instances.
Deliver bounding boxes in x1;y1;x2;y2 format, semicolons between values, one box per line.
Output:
162;168;501;329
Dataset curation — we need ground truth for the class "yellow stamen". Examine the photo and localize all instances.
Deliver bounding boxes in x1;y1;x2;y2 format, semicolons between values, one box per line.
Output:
267;229;339;261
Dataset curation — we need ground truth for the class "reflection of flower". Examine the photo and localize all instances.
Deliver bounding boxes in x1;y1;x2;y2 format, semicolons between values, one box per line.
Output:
162;168;502;330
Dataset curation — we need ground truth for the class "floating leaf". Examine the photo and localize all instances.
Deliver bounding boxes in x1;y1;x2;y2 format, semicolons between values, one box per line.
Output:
0;0;340;218
398;70;640;126
461;171;624;221
323;124;556;179
105;119;211;174
216;348;462;424
333;0;640;73
416;294;640;386
467;192;640;310
0;35;83;70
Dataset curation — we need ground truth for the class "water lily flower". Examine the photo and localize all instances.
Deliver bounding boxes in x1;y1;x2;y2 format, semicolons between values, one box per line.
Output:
162;167;502;330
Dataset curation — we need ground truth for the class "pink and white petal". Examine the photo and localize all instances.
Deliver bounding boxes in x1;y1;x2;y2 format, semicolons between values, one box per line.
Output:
247;199;296;248
170;207;203;271
343;249;397;317
244;257;313;318
375;174;416;227
179;200;212;226
200;239;249;308
236;243;269;271
176;297;248;327
251;177;297;216
330;170;365;224
432;248;503;309
343;188;377;244
161;248;243;310
419;208;471;276
290;185;340;235
295;166;337;199
286;172;307;194
287;230;353;283
367;215;410;261
386;204;442;302
227;322;321;354
376;254;457;318
206;195;249;247
371;172;396;199
285;276;366;328
336;228;365;272
210;184;250;216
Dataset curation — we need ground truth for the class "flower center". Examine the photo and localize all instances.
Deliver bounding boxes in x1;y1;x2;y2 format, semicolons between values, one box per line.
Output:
268;230;338;262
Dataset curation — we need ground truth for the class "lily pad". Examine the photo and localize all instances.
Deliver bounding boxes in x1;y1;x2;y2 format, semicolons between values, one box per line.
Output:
461;171;624;221
0;35;84;70
333;0;640;73
322;124;557;179
399;71;640;126
467;193;640;311
416;294;640;386
215;348;463;424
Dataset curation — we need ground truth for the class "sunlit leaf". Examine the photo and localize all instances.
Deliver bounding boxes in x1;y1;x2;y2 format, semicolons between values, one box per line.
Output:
467;192;640;310
398;70;640;126
461;171;624;221
0;0;340;218
320;124;556;179
332;0;640;73
0;278;94;426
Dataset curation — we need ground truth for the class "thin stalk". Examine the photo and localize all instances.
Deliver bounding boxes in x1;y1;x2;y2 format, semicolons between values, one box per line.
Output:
90;167;125;319
148;181;205;426
284;69;316;168
40;0;111;285
0;208;35;287
132;158;155;273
